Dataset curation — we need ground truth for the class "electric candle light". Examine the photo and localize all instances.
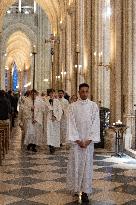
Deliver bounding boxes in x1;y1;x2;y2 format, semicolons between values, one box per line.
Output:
116;120;122;125
51;55;53;62
94;52;97;64
33;45;36;53
76;44;79;52
99;52;102;63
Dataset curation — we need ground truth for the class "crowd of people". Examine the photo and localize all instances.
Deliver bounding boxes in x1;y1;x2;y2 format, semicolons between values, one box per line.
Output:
0;83;100;203
18;89;77;153
0;90;19;127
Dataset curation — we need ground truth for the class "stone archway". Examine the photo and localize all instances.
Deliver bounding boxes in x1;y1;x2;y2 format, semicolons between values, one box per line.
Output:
0;0;66;33
1;22;37;51
0;23;37;90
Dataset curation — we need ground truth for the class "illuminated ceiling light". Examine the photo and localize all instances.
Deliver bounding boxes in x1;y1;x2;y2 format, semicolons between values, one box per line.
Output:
7;10;11;14
4;53;7;57
43;79;48;82
94;52;96;56
30;53;32;56
106;7;112;17
24;82;31;88
61;71;67;75
24;10;29;14
56;75;60;79
60;20;62;24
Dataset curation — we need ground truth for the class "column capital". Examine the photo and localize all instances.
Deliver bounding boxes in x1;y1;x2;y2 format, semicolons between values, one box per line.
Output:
67;3;75;16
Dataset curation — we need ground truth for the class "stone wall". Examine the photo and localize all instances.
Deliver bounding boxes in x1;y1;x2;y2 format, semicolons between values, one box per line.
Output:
0;4;51;92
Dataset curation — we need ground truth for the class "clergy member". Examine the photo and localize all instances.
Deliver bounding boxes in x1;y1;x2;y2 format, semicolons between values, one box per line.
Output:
24;90;45;152
46;89;63;154
58;90;69;146
66;83;100;203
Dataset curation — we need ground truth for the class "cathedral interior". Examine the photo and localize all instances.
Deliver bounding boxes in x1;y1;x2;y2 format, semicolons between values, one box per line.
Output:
0;0;136;205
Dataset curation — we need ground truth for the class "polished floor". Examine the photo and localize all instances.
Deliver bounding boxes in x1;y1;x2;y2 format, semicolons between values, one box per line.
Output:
0;127;136;205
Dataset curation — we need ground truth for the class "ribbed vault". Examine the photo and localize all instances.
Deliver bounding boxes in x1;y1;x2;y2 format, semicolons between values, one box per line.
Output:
5;31;31;70
0;0;66;33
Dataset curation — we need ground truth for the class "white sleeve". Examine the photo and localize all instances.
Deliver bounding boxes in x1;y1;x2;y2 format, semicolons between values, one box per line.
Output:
88;104;100;143
67;105;80;142
53;100;63;121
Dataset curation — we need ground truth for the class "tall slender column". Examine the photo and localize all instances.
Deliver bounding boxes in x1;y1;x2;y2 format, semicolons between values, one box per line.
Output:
123;0;134;149
68;2;76;95
110;0;123;122
132;0;136;106
66;13;72;94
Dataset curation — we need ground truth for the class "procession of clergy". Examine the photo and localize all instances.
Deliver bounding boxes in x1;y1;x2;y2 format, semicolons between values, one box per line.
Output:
18;83;100;203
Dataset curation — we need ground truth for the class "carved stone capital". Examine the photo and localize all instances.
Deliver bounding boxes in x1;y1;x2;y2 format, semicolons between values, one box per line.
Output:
67;3;75;16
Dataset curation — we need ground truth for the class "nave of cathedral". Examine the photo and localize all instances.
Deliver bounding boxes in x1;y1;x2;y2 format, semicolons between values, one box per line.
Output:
0;0;136;204
0;125;136;205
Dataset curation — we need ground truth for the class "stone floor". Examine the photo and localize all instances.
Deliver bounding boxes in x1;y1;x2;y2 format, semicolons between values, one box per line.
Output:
0;127;136;205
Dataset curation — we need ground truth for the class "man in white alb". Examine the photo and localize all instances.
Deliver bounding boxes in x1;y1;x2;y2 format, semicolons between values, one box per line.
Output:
58;90;69;146
67;83;100;203
23;90;45;152
46;89;63;154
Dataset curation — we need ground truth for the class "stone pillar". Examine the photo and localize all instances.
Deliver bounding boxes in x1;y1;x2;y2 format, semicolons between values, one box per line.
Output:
132;0;136;106
101;0;111;108
66;13;72;95
36;6;51;92
0;33;2;88
110;0;123;122
121;0;133;149
93;0;99;102
67;1;77;95
59;21;66;90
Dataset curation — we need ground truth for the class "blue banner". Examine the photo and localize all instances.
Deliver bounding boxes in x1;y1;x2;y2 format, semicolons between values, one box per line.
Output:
12;63;18;91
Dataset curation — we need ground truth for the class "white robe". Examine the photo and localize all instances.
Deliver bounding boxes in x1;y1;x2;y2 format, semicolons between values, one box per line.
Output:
18;96;32;136
59;97;69;144
66;99;100;194
46;98;63;147
24;96;45;146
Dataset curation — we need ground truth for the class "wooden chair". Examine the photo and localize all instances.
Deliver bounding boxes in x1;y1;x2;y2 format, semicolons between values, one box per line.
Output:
0;122;10;165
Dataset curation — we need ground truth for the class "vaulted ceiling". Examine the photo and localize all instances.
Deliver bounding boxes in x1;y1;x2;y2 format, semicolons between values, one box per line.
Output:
5;31;31;70
0;0;68;32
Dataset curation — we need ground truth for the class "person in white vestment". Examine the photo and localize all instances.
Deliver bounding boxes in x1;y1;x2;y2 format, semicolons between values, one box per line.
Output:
24;90;45;152
46;89;63;154
58;90;69;146
66;83;100;203
18;91;31;138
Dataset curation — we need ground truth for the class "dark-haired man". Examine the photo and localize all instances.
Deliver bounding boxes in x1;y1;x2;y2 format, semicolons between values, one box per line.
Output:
0;90;11;122
58;90;69;146
23;90;45;152
46;89;63;154
67;83;100;203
